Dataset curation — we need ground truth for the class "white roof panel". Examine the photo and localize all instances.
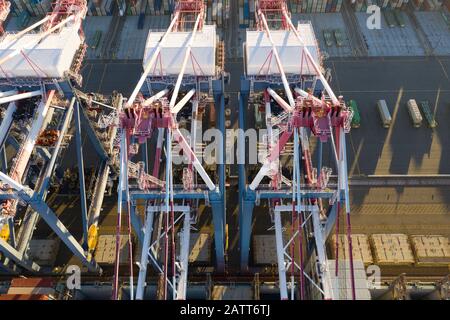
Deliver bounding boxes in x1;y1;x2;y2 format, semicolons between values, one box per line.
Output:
143;24;216;77
245;22;320;76
0;24;82;78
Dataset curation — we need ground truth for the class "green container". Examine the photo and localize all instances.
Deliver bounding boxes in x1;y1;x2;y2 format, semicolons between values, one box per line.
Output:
394;10;405;27
323;30;333;47
333;29;344;47
419;101;438;128
19;11;30;29
383;10;396;28
348;100;361;128
91;31;102;50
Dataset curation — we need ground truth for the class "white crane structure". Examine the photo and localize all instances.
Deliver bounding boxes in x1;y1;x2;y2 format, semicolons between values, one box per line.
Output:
238;0;355;300
94;0;227;300
0;0;103;274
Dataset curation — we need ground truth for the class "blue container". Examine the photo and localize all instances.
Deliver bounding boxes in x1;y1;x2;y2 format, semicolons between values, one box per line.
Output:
243;0;249;19
154;0;162;11
138;13;145;29
168;0;174;13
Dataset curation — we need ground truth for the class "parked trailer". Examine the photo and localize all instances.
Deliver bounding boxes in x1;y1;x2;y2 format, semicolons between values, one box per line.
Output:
348;100;360;128
377;100;392;128
333;29;344;47
91;30;102;49
407;99;423;128
419;100;437;128
323;29;333;47
383;10;396;28
394;10;405;27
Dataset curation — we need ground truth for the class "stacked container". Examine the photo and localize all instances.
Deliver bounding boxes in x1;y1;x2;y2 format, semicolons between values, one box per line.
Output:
87;0;115;16
19;0;52;17
445;0;450;10
330;234;373;265
94;234;132;265
294;0;343;13
421;0;444;10
0;278;55;300
353;0;410;11
83;0;222;26
410;235;450;265
25;0;45;17
370;234;415;266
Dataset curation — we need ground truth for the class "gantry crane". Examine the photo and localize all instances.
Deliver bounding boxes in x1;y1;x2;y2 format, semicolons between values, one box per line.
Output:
0;0;110;275
96;0;228;300
238;0;355;300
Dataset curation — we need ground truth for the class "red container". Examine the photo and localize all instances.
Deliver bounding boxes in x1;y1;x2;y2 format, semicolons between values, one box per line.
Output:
9;278;54;288
0;294;50;300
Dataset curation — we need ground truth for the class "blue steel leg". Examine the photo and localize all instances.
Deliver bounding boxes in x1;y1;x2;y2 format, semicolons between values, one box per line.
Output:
210;198;225;272
324;202;338;239
74;102;89;249
215;93;226;234
213;80;226;271
240;196;255;270
129;201;144;244
8;218;16;248
1;147;7;172
0;261;18;274
79;104;109;161
28;197;100;273
238;88;252;270
238;93;247;219
0;238;40;272
6;136;20;151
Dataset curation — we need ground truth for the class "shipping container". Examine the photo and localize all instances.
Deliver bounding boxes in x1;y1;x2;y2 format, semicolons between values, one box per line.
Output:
323;29;333;47
410;235;450;265
19;10;30;28
371;234;415;266
406;99;423;127
91;30;103;49
330;234;373;265
393;10;405;27
348;100;361;128
419;100;437;128
254;104;263;129
377;99;392;128
333;29;344;47
383;9;396;27
10;278;54;288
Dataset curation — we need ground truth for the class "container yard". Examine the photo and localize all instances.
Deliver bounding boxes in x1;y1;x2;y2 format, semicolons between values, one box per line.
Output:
0;0;448;305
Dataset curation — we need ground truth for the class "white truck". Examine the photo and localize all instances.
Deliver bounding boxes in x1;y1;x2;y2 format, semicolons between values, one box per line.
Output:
407;99;423;128
377;100;392;128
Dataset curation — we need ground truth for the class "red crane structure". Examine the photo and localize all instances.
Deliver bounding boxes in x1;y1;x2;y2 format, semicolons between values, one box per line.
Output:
0;1;10;35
